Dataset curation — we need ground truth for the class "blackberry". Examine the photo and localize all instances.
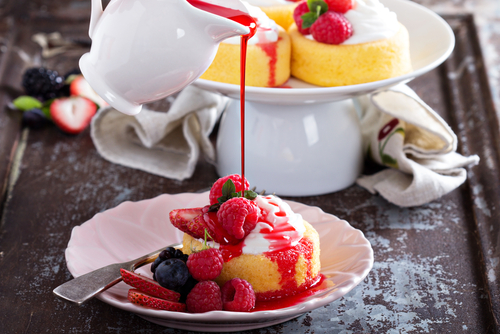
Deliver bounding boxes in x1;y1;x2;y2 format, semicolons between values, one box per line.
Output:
22;67;65;101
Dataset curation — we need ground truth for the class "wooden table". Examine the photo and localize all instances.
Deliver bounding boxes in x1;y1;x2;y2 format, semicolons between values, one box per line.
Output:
0;1;499;333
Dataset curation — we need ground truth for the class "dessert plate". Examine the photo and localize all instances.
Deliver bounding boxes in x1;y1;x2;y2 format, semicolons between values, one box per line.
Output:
65;192;373;332
193;0;455;104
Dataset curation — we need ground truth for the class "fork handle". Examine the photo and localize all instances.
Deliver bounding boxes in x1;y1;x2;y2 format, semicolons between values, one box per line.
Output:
53;243;181;304
53;263;125;304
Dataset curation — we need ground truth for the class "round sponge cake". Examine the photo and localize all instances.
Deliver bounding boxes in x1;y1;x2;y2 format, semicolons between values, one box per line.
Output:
289;22;412;86
199;27;291;87
182;220;321;301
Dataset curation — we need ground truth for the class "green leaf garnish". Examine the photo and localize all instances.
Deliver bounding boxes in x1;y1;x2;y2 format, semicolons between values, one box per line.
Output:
307;0;328;14
301;12;318;29
302;0;328;29
209;179;258;212
12;96;42;111
243;189;258;200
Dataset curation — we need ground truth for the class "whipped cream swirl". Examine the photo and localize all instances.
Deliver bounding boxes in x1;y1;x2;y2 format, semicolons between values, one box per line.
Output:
343;0;399;44
241;195;305;255
222;1;279;45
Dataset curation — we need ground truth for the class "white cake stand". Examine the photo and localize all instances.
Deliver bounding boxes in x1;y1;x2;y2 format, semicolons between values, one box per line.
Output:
193;0;455;196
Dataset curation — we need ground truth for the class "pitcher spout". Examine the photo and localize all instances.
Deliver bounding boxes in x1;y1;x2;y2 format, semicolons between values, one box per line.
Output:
186;0;254;43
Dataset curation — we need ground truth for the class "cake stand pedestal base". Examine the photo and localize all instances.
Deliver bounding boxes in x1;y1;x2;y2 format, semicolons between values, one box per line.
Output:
216;99;364;196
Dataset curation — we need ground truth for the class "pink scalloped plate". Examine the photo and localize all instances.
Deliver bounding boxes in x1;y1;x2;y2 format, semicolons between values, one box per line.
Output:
65;192;373;332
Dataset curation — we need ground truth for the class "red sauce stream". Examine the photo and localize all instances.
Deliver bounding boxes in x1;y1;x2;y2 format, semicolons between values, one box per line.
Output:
186;0;256;189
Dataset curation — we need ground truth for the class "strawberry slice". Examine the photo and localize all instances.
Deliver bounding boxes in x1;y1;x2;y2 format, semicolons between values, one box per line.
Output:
69;75;109;108
120;269;180;302
169;207;206;239
50;96;97;134
127;289;186;312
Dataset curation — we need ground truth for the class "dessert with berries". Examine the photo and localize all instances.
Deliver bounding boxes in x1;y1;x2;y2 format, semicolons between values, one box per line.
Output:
199;2;291;87
170;174;322;301
289;0;412;86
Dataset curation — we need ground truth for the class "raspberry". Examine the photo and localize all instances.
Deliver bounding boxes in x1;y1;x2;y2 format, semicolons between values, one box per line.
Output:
324;0;353;13
186;281;223;313
310;11;352;45
221;278;256;312
217;197;259;239
186;248;224;281
293;1;311;35
209;174;250;205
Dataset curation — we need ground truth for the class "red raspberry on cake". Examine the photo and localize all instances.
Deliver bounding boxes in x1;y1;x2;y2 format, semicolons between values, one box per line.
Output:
221;278;256;312
310;11;353;45
209;174;250;205
324;0;353;13
217;197;259;240
186;248;224;281
186;281;223;313
293;1;311;35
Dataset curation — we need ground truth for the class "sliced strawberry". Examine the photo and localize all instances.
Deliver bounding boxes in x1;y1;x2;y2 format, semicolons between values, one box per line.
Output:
70;75;109;108
169;207;206;239
50;96;97;134
120;269;180;302
127;289;186;312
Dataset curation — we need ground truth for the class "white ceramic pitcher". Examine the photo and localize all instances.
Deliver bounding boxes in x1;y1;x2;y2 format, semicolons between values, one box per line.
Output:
79;0;251;115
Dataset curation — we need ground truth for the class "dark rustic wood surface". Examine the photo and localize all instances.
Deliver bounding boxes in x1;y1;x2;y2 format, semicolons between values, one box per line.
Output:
0;2;499;334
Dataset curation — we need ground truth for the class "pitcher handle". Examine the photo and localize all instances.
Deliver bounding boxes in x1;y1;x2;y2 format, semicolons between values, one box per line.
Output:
88;0;103;39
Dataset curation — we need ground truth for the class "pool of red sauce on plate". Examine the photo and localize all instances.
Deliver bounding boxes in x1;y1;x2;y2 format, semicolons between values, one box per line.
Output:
186;0;324;312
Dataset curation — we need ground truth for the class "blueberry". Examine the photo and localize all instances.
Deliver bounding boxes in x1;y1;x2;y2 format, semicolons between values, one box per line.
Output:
22;108;49;129
155;258;189;291
152;248;188;274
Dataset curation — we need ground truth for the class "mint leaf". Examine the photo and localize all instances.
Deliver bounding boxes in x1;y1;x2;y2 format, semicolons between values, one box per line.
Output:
222;179;236;197
217;179;237;204
244;190;258;200
12;96;42;111
307;0;328;16
301;12;318;29
301;0;327;28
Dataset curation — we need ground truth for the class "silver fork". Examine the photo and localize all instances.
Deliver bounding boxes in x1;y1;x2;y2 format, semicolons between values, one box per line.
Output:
53;243;181;305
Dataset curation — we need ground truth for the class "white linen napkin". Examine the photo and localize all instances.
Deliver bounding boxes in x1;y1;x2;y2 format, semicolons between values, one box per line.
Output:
355;84;479;207
90;86;228;181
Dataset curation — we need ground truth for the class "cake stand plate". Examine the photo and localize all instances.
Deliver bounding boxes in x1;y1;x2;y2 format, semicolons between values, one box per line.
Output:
193;0;455;196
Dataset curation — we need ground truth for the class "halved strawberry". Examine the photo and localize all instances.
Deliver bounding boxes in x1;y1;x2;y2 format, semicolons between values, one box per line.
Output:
120;269;180;302
50;96;97;134
169;207;206;239
127;289;186;312
70;75;109;108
